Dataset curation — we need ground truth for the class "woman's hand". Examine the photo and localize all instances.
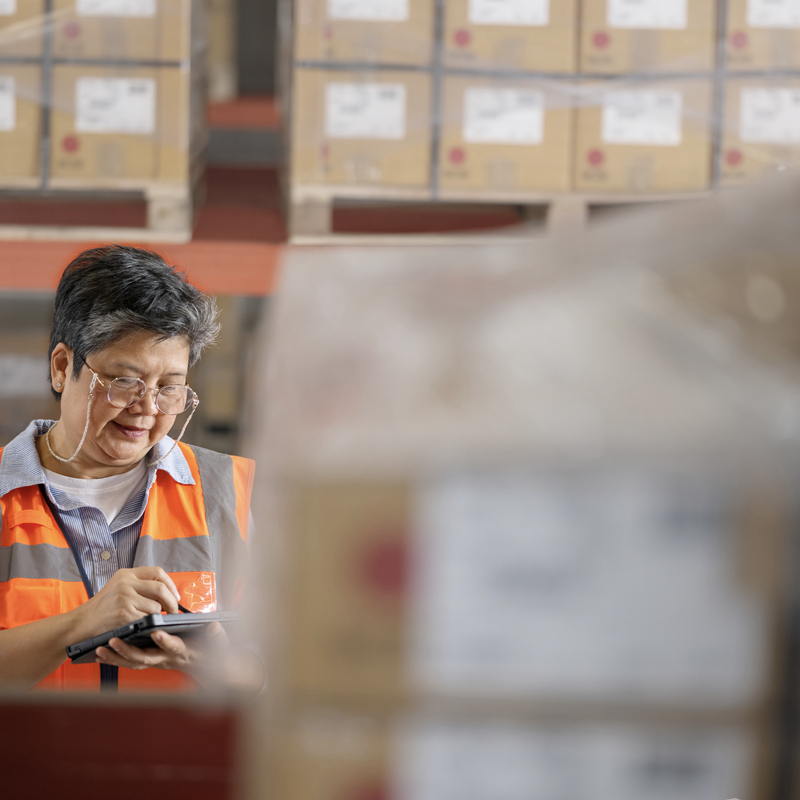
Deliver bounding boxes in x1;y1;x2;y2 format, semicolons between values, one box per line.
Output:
96;622;265;691
68;566;181;643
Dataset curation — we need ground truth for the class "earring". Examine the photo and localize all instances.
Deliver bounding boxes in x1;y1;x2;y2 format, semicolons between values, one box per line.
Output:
56;382;62;388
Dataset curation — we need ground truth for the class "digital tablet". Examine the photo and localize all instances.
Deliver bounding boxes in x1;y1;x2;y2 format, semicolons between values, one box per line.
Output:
66;611;238;665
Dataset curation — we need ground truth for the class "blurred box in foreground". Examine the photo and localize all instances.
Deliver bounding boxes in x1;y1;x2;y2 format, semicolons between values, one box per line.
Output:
442;0;578;73
725;0;800;71
573;79;713;192
438;75;573;195
579;0;716;74
48;64;200;186
291;67;432;189
0;64;42;187
0;0;44;57
293;0;434;66
51;0;194;62
720;77;800;186
269;711;770;800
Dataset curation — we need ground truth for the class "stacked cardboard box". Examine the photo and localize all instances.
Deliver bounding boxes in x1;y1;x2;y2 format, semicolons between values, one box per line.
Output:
245;201;800;798
0;0;205;194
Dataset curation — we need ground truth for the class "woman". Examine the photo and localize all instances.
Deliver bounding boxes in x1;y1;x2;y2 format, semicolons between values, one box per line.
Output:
0;245;260;691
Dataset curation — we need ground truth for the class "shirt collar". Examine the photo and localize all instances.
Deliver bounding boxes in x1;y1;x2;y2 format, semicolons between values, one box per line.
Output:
0;419;195;498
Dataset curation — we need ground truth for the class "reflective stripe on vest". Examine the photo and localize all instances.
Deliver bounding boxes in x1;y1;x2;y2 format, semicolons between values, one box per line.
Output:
0;441;255;692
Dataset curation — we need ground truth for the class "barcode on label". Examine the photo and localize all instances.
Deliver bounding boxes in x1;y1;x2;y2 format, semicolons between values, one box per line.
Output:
602;90;683;146
325;82;406;139
77;0;156;17
740;87;800;143
608;0;688;29
75;77;156;134
747;0;800;28
463;87;545;144
328;0;409;21
468;0;550;26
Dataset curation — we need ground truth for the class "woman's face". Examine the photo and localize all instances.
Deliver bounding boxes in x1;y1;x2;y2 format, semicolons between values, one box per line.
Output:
47;331;192;478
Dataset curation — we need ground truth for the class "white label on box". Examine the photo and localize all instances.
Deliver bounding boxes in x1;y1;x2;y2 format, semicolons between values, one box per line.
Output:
0;0;17;15
607;0;688;29
463;88;544;144
601;90;682;146
394;720;753;800
328;0;409;21
77;0;156;17
0;76;14;132
75;78;156;134
325;82;406;139
409;468;767;705
740;87;800;143
468;0;549;26
747;0;800;28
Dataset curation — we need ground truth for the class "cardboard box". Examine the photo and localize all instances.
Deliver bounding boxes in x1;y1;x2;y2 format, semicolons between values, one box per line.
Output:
573;78;713;192
721;77;800;185
442;0;577;73
0;64;42;186
294;0;434;65
51;0;193;62
49;64;195;186
268;711;768;800
283;470;784;708
579;0;717;74
438;74;573;195
207;0;236;101
725;0;800;70
0;0;45;57
291;68;432;189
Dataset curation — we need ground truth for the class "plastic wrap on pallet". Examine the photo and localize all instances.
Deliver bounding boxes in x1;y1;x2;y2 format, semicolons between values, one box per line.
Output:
242;175;800;800
284;0;800;201
0;1;207;191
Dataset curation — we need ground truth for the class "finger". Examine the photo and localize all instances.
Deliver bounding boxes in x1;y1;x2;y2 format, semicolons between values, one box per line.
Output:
102;638;165;670
131;566;181;602
150;630;186;656
134;579;180;614
206;621;229;648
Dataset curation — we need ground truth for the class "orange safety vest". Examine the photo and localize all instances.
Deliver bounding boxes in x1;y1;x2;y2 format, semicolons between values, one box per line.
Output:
0;441;255;691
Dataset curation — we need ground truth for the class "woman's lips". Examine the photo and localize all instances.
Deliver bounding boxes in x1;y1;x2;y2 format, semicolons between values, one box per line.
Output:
113;422;149;438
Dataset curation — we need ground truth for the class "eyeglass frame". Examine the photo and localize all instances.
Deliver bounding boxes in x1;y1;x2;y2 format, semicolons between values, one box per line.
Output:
81;359;199;416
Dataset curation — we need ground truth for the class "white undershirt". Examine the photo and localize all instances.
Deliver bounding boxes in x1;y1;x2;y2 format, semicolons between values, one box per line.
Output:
44;460;148;525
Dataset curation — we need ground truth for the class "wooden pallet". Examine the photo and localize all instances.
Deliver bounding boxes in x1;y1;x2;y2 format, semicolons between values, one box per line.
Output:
288;186;713;244
0;176;205;245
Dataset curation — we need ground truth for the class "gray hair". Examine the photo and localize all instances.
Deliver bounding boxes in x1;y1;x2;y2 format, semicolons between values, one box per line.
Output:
49;245;219;397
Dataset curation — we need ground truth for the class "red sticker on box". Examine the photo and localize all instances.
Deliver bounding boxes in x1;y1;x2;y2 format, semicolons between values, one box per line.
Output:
454;28;471;47
62;135;79;153
358;536;408;596
725;148;743;166
449;146;466;164
588;148;605;166
731;30;748;49
64;20;82;38
593;30;610;49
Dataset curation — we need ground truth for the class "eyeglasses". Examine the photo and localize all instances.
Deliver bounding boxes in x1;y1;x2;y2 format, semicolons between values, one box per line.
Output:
83;361;198;415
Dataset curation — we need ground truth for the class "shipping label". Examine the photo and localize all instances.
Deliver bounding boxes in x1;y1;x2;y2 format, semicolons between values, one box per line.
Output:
394;719;753;800
408;469;766;705
325;82;406;139
463;87;544;144
740;87;800;143
468;0;549;26
601;90;683;146
607;0;688;29
75;77;156;134
77;0;157;17
328;0;409;21
748;0;800;28
0;0;16;15
0;76;14;132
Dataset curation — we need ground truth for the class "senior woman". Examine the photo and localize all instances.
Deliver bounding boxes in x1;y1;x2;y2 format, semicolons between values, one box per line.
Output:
0;246;260;692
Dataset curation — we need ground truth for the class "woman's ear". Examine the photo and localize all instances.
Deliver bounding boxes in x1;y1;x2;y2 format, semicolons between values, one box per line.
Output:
50;343;73;392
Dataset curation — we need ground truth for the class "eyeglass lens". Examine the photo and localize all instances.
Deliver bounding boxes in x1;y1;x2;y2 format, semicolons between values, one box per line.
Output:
107;377;194;414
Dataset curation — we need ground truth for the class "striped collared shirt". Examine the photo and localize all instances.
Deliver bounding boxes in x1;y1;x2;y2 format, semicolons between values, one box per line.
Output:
0;419;195;597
